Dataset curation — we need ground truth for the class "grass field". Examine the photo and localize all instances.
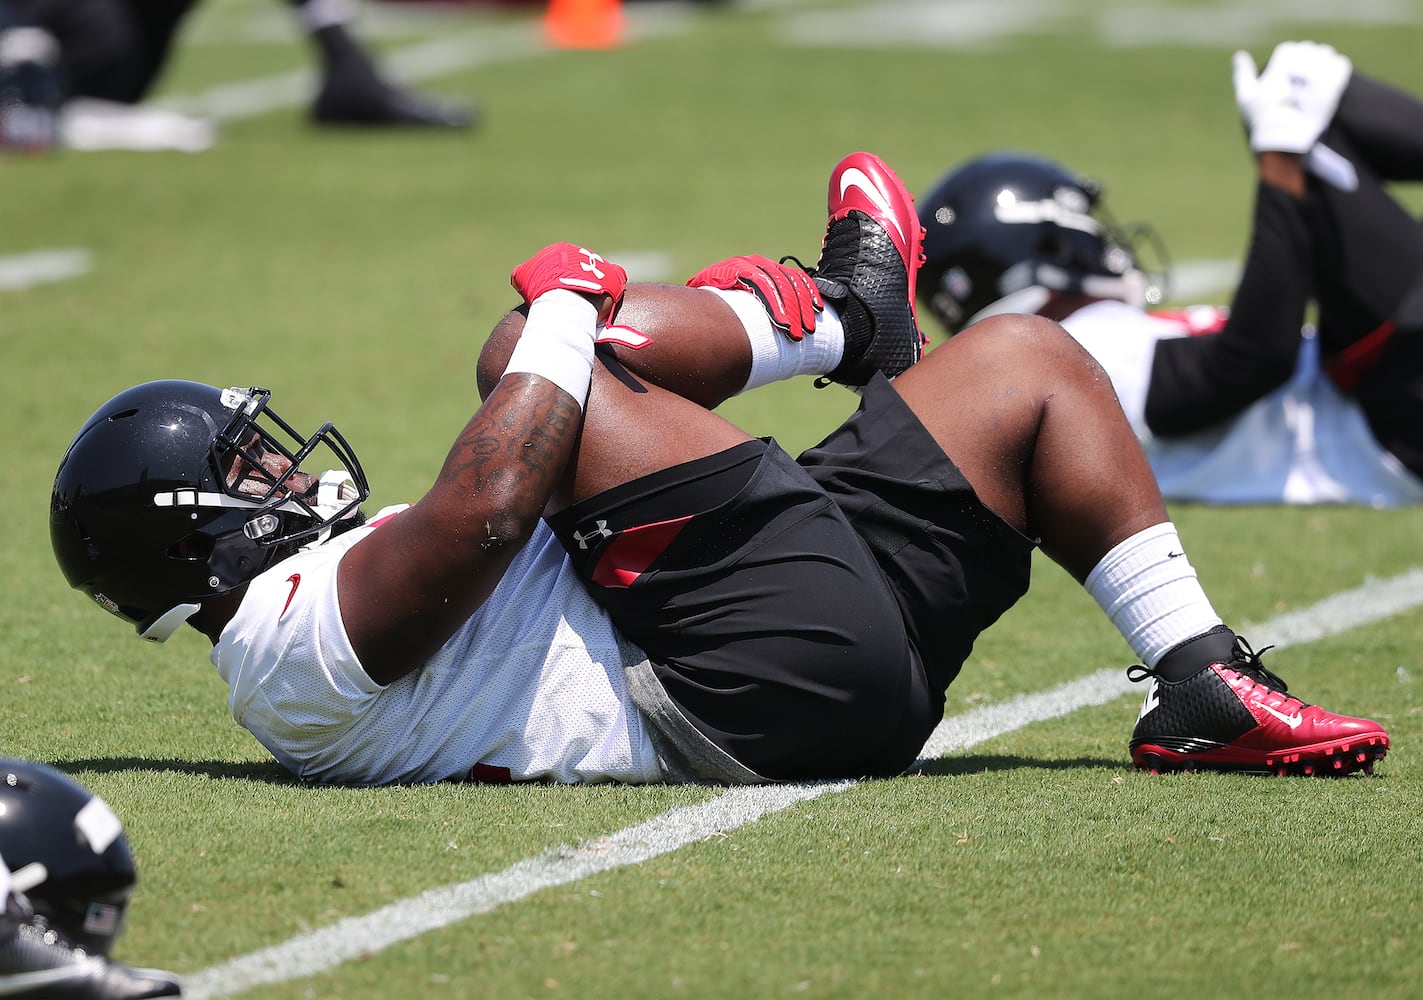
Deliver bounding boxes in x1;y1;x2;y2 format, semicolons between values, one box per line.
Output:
4;1;1423;996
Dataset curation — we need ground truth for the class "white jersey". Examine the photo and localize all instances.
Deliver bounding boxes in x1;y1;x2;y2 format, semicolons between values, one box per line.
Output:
1059;299;1423;507
211;506;663;786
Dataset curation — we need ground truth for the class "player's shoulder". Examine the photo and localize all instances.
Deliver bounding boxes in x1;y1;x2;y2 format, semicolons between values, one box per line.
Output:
364;504;411;528
241;512;380;618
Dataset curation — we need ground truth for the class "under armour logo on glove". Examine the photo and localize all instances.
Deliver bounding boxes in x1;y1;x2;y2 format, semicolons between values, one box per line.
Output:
512;242;629;320
687;254;823;341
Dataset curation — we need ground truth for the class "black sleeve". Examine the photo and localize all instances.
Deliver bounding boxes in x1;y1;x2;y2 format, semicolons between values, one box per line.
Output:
1144;182;1311;437
1304;112;1423;356
1332;73;1423;184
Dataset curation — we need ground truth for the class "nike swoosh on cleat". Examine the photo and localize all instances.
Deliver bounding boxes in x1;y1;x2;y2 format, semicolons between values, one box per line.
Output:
839;167;907;245
1259;703;1303;729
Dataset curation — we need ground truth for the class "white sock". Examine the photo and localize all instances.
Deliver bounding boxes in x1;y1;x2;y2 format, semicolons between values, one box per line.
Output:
1083;523;1223;668
702;288;845;392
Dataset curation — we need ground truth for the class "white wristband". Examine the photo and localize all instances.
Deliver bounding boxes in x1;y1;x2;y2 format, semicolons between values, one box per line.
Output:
502;289;598;408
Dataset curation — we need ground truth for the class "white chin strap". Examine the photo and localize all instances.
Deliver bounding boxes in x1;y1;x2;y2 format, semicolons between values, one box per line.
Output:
9;862;48;894
140;603;201;643
317;470;361;518
151;469;359;529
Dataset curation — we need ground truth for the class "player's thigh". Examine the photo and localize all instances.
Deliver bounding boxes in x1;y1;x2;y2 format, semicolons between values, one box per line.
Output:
566;353;754;505
889;315;1077;521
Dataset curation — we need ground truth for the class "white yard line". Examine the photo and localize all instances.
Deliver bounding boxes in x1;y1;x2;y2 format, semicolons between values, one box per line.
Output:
0;249;93;291
182;566;1423;1000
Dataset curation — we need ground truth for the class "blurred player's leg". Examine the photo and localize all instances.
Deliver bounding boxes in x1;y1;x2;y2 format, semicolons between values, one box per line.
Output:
296;0;476;128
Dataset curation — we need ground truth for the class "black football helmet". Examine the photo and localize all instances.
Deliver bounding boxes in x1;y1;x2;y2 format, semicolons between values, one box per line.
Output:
51;380;370;642
0;759;135;956
917;151;1167;333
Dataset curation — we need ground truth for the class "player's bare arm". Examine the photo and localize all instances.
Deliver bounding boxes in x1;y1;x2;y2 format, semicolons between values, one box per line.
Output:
335;375;587;685
337;244;626;686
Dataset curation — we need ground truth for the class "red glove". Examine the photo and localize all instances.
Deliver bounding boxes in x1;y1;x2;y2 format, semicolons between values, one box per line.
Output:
511;243;628;321
687;254;822;341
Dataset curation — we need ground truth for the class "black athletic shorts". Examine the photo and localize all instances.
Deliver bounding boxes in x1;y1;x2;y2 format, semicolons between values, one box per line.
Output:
547;375;1034;780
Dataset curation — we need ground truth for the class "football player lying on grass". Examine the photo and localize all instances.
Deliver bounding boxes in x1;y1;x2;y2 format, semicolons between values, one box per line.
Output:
51;151;1388;787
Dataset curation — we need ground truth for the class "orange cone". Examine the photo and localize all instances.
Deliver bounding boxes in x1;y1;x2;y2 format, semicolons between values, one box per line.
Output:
544;0;624;49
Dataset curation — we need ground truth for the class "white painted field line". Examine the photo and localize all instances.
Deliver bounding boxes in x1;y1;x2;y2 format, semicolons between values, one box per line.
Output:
182;565;1423;999
919;567;1423;759
1247;567;1423;647
0;249;92;291
180;782;854;999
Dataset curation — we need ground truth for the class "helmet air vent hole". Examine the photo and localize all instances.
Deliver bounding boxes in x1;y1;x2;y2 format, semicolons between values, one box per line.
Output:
167;533;213;561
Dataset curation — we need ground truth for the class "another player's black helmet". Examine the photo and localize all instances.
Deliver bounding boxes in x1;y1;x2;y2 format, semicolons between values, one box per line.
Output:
51;380;369;642
0;759;135;955
917;152;1166;333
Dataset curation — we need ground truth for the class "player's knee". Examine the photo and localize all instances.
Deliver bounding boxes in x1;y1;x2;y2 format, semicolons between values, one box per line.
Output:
952;313;1102;386
476;306;529;400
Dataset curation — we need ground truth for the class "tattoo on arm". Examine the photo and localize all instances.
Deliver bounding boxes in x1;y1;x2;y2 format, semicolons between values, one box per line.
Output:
437;377;582;507
519;397;578;479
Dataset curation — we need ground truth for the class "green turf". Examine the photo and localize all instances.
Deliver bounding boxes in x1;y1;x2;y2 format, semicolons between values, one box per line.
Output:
3;1;1423;996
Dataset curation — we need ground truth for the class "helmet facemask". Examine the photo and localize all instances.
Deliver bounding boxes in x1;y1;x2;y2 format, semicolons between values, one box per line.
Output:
207;387;367;546
139;387;369;641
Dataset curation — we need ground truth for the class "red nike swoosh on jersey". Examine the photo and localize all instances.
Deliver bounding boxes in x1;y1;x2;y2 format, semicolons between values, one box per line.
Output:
280;573;301;618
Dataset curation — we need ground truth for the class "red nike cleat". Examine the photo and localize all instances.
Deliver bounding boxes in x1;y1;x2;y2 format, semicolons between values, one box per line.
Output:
826;151;927;311
809;152;927;387
1128;636;1389;777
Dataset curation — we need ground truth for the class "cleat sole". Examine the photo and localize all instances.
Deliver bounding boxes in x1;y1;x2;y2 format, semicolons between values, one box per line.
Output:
1132;736;1388;778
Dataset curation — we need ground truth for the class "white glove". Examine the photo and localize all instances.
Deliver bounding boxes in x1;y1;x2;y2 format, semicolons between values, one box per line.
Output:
1234;41;1352;154
1232;49;1262;129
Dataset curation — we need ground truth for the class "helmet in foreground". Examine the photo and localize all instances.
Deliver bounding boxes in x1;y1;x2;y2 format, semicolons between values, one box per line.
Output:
50;380;369;642
917;151;1167;333
0;759;134;956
